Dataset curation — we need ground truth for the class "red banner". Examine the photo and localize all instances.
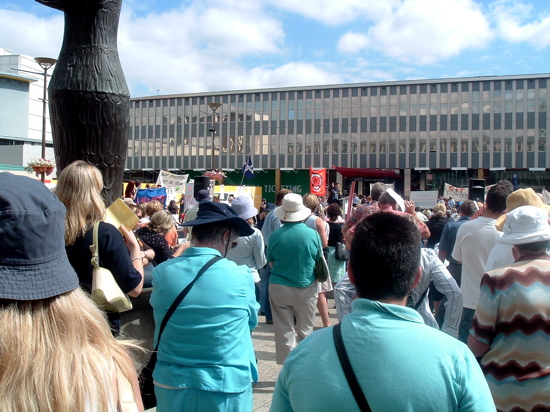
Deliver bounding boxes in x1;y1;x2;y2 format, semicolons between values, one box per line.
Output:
310;168;326;196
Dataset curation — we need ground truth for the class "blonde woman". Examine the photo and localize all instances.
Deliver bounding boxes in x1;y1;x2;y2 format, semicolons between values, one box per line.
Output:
303;193;332;328
426;203;452;249
136;210;188;267
0;173;143;411
56;161;144;335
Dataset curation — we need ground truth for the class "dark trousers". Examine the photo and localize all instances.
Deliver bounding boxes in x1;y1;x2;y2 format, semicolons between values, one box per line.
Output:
458;307;475;343
259;264;272;322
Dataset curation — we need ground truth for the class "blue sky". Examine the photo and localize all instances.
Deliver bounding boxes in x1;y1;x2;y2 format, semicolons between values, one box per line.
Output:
1;0;549;97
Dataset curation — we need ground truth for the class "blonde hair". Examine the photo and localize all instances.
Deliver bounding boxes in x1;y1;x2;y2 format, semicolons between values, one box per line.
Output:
303;193;319;213
148;210;174;235
0;288;140;412
55;161;106;245
145;200;163;217
432;203;447;218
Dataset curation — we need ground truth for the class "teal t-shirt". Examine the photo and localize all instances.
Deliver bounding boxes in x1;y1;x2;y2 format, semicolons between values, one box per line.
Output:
267;222;321;288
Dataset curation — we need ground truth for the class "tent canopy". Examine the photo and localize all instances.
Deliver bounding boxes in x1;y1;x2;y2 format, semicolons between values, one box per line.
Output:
333;166;402;179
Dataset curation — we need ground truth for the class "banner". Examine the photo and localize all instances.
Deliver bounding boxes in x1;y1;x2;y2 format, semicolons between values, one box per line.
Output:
156;170;188;194
136;187;167;206
443;183;469;202
310;168;326;196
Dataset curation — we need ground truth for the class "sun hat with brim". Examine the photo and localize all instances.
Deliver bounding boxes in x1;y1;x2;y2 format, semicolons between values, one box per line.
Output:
274;193;311;222
181;201;254;236
0;173;79;300
495;188;550;231
231;195;258;221
498;205;550;245
123;197;137;207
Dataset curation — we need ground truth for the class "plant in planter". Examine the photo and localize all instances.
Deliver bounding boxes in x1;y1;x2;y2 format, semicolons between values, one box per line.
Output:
203;170;226;183
26;158;56;177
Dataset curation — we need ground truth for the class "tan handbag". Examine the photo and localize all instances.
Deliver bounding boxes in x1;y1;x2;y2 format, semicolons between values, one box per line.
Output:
90;222;133;313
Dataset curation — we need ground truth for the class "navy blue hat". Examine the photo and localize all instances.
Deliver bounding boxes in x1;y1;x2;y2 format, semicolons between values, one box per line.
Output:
195;189;211;202
265;203;276;212
0;173;79;300
182;202;254;236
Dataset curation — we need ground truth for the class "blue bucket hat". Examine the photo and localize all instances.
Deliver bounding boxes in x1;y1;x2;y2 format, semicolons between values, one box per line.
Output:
181;202;254;236
0;173;79;300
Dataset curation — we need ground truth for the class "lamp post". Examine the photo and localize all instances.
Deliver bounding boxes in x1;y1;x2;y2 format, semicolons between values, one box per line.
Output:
35;57;57;182
207;102;222;170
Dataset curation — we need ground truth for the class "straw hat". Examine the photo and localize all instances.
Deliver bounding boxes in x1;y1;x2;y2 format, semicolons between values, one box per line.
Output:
274;193;311;222
495;188;550;231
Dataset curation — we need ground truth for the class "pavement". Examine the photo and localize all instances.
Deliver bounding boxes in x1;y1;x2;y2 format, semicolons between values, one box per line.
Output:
146;298;338;412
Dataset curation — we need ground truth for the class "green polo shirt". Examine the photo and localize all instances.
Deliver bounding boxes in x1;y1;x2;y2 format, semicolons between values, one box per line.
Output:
267;222;321;288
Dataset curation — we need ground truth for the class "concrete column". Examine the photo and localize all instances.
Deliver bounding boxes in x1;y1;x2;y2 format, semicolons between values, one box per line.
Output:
404;168;411;198
275;168;281;193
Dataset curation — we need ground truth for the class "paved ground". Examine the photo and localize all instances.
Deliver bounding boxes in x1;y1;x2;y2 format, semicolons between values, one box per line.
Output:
147;299;338;411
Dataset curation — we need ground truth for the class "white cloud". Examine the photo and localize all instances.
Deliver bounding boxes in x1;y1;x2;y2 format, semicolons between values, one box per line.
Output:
0;8;63;58
338;32;371;53
491;0;550;48
262;0;398;26
340;0;493;65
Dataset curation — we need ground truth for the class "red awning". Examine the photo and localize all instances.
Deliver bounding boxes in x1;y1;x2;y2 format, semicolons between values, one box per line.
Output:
333;166;402;179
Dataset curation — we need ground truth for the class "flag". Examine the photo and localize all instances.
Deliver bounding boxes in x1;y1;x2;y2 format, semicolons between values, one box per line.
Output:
135;187;167;206
310;168;326;196
241;156;254;179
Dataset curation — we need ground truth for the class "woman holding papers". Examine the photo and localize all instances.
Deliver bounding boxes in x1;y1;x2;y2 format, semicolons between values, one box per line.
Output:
56;161;144;335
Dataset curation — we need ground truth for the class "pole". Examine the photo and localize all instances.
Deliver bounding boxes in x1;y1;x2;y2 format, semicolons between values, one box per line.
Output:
40;66;48;183
210;127;216;170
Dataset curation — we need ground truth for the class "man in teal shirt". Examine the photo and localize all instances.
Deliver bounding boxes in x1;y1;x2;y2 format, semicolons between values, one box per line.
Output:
271;212;495;412
267;193;321;365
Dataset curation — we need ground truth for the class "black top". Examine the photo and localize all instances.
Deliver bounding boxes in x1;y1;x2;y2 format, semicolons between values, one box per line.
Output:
426;217;453;249
327;221;344;247
65;221;142;294
135;226;173;266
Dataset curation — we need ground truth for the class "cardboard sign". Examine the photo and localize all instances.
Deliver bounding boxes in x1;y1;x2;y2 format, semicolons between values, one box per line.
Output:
410;191;439;209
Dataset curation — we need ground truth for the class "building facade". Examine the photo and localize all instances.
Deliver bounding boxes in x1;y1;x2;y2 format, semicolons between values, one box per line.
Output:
0;48;55;167
126;74;550;196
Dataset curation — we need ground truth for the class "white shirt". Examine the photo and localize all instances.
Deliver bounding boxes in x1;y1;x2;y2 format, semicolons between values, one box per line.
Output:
410;248;463;338
485;243;515;272
452;216;501;309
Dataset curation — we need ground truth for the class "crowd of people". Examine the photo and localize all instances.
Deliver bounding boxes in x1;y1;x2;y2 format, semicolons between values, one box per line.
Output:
1;164;549;412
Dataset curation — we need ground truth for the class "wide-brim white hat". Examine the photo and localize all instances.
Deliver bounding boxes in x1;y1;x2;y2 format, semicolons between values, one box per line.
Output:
274;193;311;222
231;195;258;220
498;205;550;245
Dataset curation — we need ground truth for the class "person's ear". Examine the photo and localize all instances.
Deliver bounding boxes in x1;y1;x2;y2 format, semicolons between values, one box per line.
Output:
222;229;231;244
347;260;356;285
412;267;422;289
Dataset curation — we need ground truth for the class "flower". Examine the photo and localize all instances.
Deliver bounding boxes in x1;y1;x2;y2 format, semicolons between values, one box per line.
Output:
203;170;226;182
25;158;56;174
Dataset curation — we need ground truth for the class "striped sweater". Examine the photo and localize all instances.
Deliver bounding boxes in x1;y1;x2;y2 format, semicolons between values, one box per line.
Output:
471;253;550;412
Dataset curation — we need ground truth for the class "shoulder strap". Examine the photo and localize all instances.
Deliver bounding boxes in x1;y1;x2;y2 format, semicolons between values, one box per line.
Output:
153;256;221;351
90;221;101;269
413;287;429;310
333;323;372;412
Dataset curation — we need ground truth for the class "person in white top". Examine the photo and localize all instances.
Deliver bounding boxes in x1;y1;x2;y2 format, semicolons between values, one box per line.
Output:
226;195;267;285
451;182;512;343
485;187;550;272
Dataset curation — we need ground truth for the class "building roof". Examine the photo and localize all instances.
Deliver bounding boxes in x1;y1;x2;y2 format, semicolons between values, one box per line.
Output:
132;73;550;101
0;71;37;83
